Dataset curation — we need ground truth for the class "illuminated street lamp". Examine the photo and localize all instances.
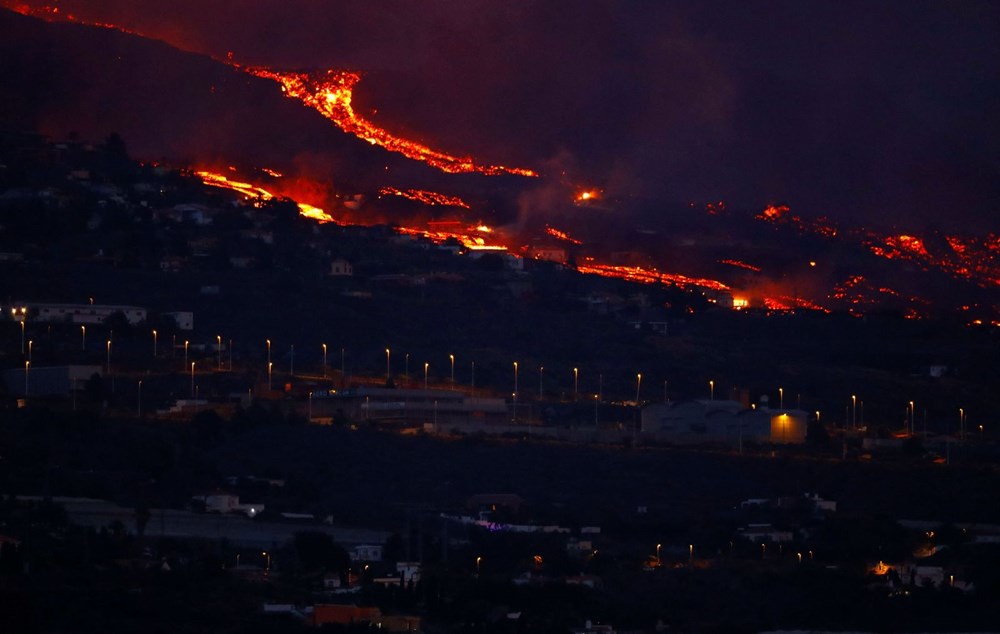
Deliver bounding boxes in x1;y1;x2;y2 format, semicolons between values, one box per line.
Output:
385;348;391;381
404;352;410;382
573;367;579;400
450;354;455;386
852;395;857;428
656;543;661;564
308;391;313;421
152;329;158;357
909;400;915;434
513;361;519;395
262;551;271;572
635;373;642;405
476;556;482;576
106;340;112;374
27;339;32;364
959;407;965;441
217;335;222;369
81;325;86;350
184;340;189;368
424;362;429;389
709;380;714;400
779;387;784;409
24;360;29;397
268;362;273;391
190;362;196;397
266;339;271;365
322;343;327;377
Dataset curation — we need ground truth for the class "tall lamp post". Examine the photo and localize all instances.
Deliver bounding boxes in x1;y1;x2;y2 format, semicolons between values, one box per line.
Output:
573;367;579;401
385;348;391;381
852;395;857;429
190;362;196;397
217;335;222;369
779;387;784;409
424;362;429;389
450;354;455;386
106;340;112;374
709;380;714;400
152;329;158;358
81;325;86;350
322;343;327;377
24;360;29;397
538;366;544;398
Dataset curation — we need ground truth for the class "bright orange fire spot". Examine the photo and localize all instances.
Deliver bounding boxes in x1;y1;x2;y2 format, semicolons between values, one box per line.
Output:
378;187;470;209
546;226;583;245
575;190;600;203
195;169;335;224
245;67;537;178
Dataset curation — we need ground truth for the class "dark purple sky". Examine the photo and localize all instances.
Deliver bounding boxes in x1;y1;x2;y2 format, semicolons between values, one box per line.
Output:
7;0;1000;230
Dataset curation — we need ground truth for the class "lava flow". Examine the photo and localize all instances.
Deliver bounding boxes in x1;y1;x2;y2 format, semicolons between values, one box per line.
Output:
246;68;537;178
378;187;470;209
195;170;335;224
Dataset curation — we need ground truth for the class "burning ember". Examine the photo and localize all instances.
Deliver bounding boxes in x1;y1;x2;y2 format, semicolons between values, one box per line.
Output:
378;187;470;209
575;189;601;203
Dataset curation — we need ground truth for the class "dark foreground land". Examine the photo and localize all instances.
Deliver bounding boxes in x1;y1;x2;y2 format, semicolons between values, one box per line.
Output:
1;407;999;633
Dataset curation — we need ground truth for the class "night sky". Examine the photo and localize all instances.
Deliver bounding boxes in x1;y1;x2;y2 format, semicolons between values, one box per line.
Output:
3;0;999;231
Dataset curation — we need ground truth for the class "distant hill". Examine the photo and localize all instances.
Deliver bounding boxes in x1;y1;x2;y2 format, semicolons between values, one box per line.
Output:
0;8;449;191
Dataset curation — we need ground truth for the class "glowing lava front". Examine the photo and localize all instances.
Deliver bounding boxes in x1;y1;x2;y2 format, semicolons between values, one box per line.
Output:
195;170;335;224
246;68;537;178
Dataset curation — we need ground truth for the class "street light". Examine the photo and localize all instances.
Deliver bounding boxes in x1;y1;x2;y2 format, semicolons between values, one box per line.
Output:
852;395;857;428
217;335;222;369
322;343;327;377
573;367;579;400
24;360;29;397
959;407;965;441
709;380;714;400
190;362;196;397
538;366;544;398
656;543;661;564
424;362;429;389
106;339;112;374
184;340;189;368
308;391;313;422
268;362;273;391
909;400;915;435
152;329;158;357
450;354;455;386
779;387;784;409
475;556;482;576
28;339;32;364
385;348;391;381
635;373;642;405
266;339;271;366
81;325;86;350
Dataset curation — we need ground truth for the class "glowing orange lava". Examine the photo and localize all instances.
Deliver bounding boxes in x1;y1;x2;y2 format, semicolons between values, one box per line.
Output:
195;170;335;224
246;67;537;178
576;263;731;293
378;187;470;209
546;226;583;245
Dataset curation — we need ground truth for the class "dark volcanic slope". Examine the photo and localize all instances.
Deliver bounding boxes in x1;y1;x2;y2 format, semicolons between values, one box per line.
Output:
0;9;446;190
